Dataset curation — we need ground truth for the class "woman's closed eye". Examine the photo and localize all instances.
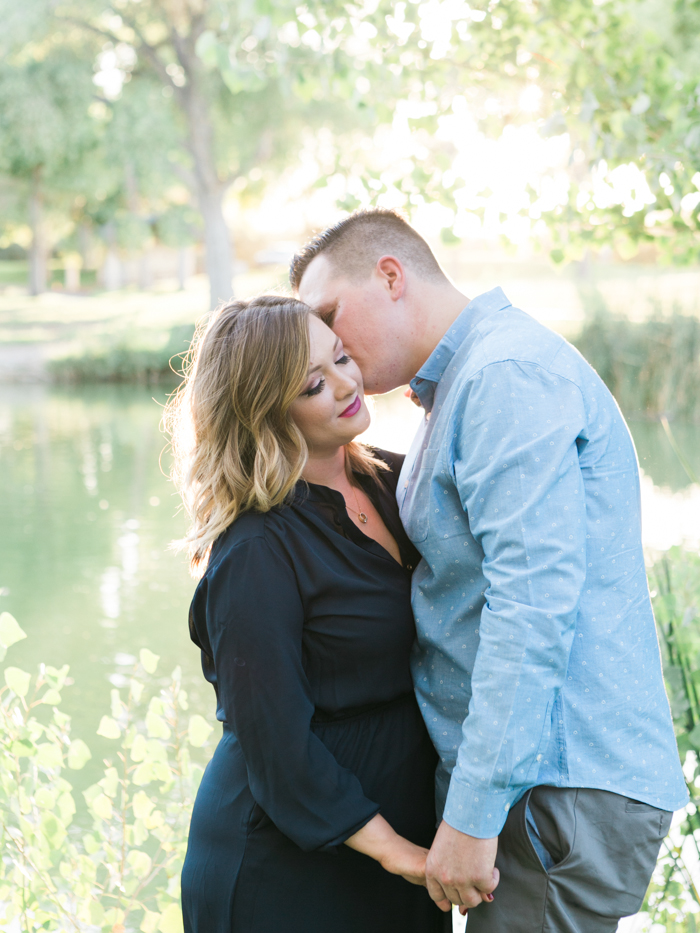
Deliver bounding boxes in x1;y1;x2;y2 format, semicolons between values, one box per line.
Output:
303;378;325;397
301;354;351;396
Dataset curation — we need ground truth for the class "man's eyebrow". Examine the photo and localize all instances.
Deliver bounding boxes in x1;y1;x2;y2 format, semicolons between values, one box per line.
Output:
307;336;340;374
318;305;336;327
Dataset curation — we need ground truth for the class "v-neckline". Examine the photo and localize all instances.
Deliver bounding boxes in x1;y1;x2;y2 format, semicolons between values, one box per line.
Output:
301;482;408;570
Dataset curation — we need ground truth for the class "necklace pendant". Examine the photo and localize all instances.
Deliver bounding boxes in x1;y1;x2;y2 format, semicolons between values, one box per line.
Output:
358;512;368;524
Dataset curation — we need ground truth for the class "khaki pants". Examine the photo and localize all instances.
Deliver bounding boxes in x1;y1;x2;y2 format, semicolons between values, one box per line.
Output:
464;786;672;933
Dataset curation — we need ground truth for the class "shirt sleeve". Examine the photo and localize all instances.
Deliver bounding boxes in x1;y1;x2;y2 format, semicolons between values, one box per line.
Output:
204;531;380;852
446;359;588;837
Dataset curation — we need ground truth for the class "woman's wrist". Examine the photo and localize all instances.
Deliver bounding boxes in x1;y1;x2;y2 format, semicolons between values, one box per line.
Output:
344;813;400;864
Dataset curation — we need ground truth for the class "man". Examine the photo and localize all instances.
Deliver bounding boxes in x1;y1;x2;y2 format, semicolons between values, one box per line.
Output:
290;209;687;932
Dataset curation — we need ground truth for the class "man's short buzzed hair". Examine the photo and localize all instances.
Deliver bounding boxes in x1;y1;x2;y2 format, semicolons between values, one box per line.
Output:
289;208;445;292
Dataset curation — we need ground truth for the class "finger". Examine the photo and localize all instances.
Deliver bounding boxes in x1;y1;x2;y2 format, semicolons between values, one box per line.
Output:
459;906;468;917
473;869;499;897
436;898;452;913
426;876;451;910
480;892;494;903
449;885;482;910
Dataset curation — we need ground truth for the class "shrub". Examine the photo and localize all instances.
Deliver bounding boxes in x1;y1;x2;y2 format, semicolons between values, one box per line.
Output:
642;548;700;930
0;612;213;933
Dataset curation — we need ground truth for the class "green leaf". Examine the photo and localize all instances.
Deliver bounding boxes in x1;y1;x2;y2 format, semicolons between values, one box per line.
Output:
140;909;160;933
132;789;156;820
58;791;75;823
127;849;152;878
188;714;214;748
89;901;105;925
146;711;171;739
157;902;184;933
96;715;121;739
131;732;148;761
140;648;160;674
146;698;170;738
44;664;69;689
130;679;145;703
90;792;113;821
83;832;100;854
40;688;61;705
0;613;27;654
100;766;119;798
67;738;92;770
11;737;36;757
4;665;31;697
36;742;62;769
35;786;57;809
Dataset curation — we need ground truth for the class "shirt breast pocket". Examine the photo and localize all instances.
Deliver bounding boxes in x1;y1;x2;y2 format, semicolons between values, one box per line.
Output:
401;447;441;544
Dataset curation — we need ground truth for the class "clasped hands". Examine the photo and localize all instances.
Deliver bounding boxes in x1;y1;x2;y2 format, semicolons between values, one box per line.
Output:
346;815;499;915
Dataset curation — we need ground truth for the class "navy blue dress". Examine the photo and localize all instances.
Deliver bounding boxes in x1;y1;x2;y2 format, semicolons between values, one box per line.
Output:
181;450;443;932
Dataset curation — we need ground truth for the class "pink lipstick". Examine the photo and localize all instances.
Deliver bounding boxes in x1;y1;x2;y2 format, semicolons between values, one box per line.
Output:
339;396;362;418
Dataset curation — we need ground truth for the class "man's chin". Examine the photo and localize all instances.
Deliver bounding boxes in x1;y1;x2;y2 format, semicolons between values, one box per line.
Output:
364;379;404;397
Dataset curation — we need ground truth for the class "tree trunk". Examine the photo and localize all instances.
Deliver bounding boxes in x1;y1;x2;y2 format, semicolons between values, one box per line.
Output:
176;57;233;309
28;167;48;295
199;187;233;308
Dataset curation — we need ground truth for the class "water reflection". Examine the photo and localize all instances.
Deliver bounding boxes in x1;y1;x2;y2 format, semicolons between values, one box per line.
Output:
1;384;699;779
0;384;203;772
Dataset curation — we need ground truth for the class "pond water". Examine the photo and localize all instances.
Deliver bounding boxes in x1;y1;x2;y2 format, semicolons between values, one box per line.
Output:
1;384;700;785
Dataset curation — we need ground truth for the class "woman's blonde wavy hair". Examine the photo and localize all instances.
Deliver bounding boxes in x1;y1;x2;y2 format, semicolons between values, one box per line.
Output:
165;294;384;574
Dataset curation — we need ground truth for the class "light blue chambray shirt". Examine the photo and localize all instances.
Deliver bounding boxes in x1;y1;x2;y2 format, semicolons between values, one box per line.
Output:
397;288;688;839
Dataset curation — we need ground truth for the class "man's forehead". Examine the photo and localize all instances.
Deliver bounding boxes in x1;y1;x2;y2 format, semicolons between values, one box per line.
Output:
298;254;340;309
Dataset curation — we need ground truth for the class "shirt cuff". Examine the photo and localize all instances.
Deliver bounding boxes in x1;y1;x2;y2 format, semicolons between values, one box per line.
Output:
442;773;520;838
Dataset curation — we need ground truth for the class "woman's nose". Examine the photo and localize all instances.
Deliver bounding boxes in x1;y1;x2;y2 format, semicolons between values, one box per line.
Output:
334;370;358;398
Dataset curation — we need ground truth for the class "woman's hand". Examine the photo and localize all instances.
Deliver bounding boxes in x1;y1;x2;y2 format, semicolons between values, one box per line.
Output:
345;814;452;911
378;836;429;886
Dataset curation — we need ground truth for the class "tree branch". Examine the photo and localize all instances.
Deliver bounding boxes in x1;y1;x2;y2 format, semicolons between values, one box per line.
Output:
170;161;197;191
116;11;178;89
55;16;124;48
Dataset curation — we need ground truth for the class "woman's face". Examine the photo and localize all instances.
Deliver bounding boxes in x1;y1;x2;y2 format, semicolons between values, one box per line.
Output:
289;315;370;455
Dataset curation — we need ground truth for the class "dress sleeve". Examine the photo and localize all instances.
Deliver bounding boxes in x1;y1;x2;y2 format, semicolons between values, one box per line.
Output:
204;531;380;852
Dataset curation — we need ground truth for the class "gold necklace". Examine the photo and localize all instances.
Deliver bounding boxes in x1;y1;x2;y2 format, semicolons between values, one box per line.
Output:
348;485;368;524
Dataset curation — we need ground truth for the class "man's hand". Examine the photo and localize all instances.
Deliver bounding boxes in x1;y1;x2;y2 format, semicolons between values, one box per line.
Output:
425;820;499;913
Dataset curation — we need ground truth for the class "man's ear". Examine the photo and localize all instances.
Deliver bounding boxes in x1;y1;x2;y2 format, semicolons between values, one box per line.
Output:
375;255;406;301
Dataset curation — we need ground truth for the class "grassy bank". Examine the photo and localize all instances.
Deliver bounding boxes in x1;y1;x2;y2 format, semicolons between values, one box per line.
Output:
572;288;700;423
47;323;196;384
2;262;700;424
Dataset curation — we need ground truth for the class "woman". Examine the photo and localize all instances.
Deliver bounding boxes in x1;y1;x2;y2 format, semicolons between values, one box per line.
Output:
168;295;446;932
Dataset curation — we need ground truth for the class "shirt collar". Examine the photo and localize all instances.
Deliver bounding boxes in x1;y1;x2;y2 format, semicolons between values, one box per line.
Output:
409;287;512;412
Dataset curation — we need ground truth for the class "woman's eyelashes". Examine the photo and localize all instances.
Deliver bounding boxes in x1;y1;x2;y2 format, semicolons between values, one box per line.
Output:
304;378;325;397
302;355;351;397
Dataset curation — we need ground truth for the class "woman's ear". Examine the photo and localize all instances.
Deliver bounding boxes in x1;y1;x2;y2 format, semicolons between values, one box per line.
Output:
375;255;406;301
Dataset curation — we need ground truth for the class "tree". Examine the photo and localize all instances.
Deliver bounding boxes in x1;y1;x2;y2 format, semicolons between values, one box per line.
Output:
308;0;700;265
51;0;392;307
0;42;97;293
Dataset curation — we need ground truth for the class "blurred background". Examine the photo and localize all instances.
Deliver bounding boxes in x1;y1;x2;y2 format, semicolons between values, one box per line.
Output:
1;1;700;929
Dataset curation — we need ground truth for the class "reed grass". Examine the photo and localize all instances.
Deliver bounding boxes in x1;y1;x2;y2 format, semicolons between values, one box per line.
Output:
573;287;700;422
